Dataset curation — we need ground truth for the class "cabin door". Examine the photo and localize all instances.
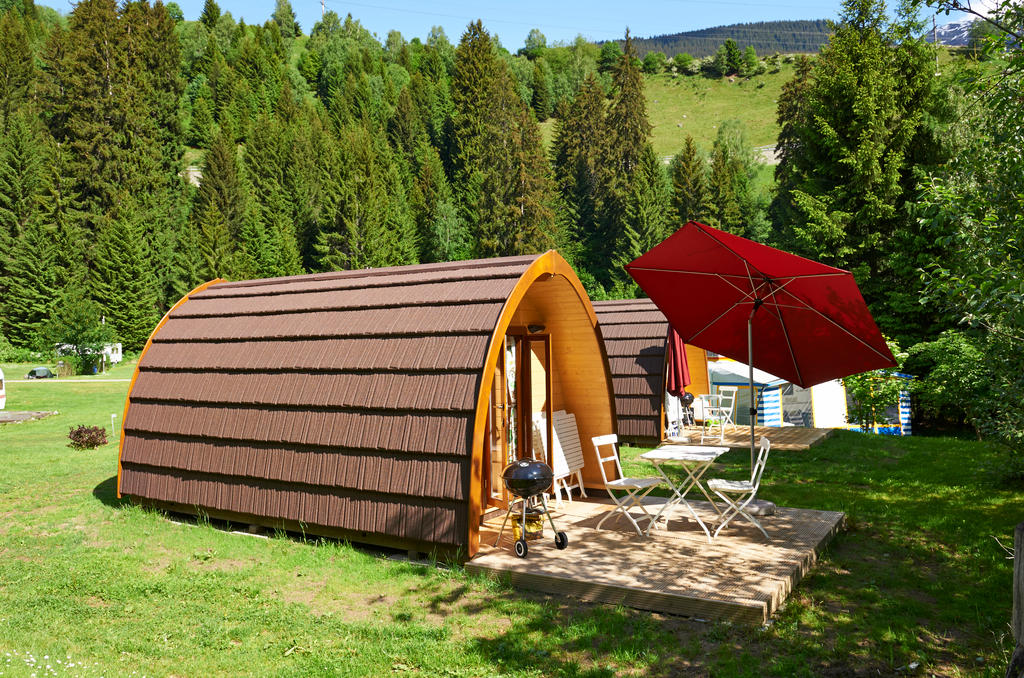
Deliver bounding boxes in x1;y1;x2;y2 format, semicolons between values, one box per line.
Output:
485;333;552;510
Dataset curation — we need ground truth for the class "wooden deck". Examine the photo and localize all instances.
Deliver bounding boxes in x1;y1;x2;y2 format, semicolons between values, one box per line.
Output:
468;497;844;624
671;425;835;450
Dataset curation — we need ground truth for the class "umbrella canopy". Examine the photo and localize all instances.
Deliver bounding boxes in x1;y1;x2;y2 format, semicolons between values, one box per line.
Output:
665;325;690;398
626;221;895;389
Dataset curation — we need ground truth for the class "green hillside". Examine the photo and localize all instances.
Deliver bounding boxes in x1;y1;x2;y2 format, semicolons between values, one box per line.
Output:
541;62;795;160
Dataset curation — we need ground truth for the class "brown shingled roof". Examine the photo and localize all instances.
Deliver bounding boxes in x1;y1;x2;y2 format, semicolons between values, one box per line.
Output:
593;299;669;445
119;256;541;551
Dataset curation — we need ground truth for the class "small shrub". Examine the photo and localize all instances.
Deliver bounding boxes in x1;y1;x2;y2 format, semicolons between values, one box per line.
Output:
68;425;107;449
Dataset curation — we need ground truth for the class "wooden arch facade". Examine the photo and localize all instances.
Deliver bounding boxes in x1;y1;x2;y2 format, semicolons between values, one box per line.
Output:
117;251;615;558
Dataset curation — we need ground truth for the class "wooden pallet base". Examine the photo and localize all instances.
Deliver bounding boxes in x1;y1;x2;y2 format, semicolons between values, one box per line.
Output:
468;498;844;624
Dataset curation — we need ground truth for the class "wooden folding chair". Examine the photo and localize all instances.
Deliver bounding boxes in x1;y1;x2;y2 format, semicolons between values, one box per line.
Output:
708;436;772;540
590;434;663;536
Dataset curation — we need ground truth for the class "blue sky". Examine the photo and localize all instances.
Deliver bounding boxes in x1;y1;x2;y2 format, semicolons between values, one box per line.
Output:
72;0;970;49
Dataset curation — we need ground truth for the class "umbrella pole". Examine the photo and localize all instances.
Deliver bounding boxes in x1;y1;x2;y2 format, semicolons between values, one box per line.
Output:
748;313;756;475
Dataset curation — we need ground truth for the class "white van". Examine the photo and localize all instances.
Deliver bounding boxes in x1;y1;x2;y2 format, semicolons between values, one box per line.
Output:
0;367;6;410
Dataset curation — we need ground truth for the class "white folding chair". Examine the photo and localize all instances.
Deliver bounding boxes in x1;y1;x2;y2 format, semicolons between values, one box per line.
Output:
590;434;663;536
707;436;772;540
700;386;738;443
717;386;738;427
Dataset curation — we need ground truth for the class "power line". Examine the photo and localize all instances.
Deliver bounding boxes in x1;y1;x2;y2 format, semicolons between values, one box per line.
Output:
320;0;837;41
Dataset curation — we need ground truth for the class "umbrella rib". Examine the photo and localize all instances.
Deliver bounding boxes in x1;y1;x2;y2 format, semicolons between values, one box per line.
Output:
760;296;804;386
628;267;848;283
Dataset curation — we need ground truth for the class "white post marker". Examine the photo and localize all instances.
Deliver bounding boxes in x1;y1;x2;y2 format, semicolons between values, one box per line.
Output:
111;413;117;440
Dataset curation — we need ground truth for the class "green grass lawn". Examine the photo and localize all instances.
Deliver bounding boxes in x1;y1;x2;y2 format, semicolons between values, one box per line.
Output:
0;364;1019;676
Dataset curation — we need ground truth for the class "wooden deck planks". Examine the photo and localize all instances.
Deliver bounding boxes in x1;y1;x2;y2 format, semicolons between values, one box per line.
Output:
671;425;835;451
468;498;844;624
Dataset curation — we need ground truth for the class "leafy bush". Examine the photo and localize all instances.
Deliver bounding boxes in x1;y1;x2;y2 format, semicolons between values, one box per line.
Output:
843;340;909;431
0;333;43;362
904;330;989;437
68;425;107;450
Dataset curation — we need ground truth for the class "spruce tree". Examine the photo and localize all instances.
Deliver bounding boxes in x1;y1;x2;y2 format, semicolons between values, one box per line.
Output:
551;73;605;271
3;217;57;348
410;142;469;263
708;143;742;234
199;0;220;30
198;203;236;281
314;124;417;271
271;0;299;39
530;61;551;121
242;114;302;277
195;128;246;238
40;0;131;224
669;135;711;227
0;10;34;132
611;146;670;294
89;207;161;351
450;21;556;258
595;30;655;285
0;112;46;248
773;0;940;341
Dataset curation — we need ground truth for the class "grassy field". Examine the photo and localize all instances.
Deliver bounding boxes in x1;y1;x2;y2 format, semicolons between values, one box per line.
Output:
0;365;1020;676
540;64;795;160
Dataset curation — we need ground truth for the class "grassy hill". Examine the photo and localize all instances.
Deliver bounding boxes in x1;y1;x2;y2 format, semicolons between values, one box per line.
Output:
645;64;796;158
541;62;796;161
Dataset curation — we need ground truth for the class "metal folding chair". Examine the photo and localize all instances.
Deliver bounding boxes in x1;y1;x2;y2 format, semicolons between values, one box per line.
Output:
707;436;772;540
590;434;663;536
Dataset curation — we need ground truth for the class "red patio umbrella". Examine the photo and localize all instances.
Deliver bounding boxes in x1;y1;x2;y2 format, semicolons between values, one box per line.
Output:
626;221;896;464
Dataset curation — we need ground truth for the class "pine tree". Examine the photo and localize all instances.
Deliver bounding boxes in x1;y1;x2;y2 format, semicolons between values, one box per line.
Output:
450;21;556;258
410;142;469;263
195;128;246;238
551;74;606;270
0;10;34;132
199;0;220;30
271;0;299;39
669;135;711;227
197;203;236;280
530;61;551;121
314;124;418;271
0;112;46;249
89;207;161;351
708;141;743;234
3;217;57;348
595;30;655;284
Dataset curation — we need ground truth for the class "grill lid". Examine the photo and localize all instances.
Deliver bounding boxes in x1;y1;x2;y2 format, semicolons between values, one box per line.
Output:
501;459;553;498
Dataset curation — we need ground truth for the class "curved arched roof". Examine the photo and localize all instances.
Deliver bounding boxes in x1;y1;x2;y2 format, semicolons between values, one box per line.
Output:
593;299;669;444
118;254;550;551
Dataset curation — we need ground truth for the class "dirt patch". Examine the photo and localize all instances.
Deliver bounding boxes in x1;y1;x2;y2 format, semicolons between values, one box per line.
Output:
0;410;55;424
187;557;251;572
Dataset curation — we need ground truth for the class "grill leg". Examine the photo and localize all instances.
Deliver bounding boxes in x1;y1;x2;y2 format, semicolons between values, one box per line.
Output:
493;503;517;546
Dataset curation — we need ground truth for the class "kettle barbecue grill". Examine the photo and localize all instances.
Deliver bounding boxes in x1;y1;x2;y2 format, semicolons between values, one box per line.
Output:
493;459;569;558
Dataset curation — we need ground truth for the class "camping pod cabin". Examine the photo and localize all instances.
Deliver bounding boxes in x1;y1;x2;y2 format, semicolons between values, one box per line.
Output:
592;299;710;446
117;252;616;558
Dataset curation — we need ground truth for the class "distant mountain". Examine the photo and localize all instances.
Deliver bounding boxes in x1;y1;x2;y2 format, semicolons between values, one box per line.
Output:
623;20;832;59
925;17;979;46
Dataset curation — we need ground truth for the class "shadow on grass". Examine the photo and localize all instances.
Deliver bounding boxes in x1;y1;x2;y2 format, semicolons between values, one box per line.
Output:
92;474;130;508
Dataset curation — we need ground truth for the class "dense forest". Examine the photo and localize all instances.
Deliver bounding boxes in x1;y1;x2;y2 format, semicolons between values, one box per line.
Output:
1;0;1023;458
620;20;832;59
0;0;784;356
